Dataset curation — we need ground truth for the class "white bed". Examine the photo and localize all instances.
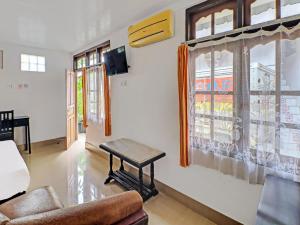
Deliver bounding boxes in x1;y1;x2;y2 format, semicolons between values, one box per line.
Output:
0;140;30;200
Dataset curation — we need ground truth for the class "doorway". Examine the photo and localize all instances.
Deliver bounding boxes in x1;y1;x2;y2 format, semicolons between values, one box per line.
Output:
76;71;86;135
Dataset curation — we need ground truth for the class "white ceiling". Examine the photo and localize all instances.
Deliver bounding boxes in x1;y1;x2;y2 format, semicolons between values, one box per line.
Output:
0;0;178;52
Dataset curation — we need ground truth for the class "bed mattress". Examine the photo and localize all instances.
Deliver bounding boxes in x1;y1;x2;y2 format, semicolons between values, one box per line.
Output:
0;140;30;200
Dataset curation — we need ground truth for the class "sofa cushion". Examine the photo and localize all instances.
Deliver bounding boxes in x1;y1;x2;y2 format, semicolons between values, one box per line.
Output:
0;186;63;219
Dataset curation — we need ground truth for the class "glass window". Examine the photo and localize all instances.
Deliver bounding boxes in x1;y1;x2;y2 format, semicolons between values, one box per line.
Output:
195;52;211;91
281;0;300;17
250;124;276;152
196;15;212;39
250;0;276;25
195;94;211;115
214;9;234;34
281;39;300;91
77;57;86;69
101;48;110;63
250;42;276;91
214;120;233;143
89;52;97;66
21;54;45;72
280;128;300;157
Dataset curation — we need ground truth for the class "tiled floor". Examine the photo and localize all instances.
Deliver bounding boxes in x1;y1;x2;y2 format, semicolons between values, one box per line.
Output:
21;135;215;225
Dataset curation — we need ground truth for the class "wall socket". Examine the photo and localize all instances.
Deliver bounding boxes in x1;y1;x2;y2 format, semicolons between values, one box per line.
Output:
121;80;127;87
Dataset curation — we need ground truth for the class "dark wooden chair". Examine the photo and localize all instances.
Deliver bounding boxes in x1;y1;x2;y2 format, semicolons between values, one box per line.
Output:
0;110;14;141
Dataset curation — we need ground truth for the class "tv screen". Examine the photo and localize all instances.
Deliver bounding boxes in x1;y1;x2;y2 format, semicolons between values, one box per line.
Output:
104;46;128;76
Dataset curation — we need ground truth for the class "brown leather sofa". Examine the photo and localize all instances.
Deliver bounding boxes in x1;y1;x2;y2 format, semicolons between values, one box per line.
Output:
0;186;148;225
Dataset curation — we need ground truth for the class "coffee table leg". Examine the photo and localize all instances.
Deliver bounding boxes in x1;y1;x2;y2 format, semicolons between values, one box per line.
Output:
150;163;158;195
139;168;143;196
104;153;113;184
120;159;124;171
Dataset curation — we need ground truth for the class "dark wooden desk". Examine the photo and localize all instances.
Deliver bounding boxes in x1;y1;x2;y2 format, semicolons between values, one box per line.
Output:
100;139;166;201
256;175;300;225
14;116;31;154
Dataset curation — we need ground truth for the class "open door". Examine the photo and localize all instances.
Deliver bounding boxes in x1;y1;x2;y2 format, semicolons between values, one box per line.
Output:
66;70;77;149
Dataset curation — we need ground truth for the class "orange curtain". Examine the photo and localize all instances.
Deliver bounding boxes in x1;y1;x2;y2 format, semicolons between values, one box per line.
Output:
178;44;189;167
103;65;112;136
82;68;88;128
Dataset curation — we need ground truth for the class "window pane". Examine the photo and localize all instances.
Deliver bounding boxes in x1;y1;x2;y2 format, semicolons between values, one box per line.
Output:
89;72;96;90
214;50;233;91
195;52;211;91
281;96;300;124
21;54;29;63
214;120;233;143
29;55;37;64
196;15;212;38
214;95;233;117
89;103;97;114
37;64;45;72
38;56;45;65
281;39;300;91
251;0;276;25
214;9;234;34
89;92;96;102
250;124;275;153
281;0;300;17
250;95;276;122
195;117;211;139
280;128;300;158
89;53;97;66
77;60;82;69
250;42;276;91
195;94;211;115
21;62;29;71
29;63;37;71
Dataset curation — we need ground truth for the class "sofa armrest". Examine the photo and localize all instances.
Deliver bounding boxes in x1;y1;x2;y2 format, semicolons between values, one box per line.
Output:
7;191;143;225
113;209;148;225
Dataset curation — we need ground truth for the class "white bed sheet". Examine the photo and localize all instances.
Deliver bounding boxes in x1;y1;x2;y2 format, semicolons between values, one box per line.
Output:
0;140;30;200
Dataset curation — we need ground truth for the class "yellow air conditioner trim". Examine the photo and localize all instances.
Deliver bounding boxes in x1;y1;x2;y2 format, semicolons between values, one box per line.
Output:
128;10;174;48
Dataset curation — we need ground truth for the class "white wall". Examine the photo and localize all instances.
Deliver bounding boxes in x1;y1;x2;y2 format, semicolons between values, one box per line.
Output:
0;42;72;144
76;1;263;224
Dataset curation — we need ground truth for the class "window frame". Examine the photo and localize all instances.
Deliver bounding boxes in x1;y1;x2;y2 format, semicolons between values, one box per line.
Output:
73;41;110;124
20;54;46;73
186;0;242;41
73;40;110;71
186;0;300;41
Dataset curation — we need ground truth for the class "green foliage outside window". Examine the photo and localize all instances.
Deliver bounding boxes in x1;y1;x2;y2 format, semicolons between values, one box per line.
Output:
77;76;83;122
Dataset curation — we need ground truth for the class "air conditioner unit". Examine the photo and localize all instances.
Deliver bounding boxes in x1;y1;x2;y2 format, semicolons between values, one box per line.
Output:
128;10;174;48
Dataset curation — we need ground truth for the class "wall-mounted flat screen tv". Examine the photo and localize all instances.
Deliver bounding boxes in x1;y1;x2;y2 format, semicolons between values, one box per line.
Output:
104;46;128;76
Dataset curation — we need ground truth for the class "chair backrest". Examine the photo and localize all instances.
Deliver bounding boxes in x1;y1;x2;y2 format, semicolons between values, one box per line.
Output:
0;111;14;141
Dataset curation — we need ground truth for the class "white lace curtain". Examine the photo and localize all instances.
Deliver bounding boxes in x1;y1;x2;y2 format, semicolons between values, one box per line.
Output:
86;65;105;125
189;23;300;184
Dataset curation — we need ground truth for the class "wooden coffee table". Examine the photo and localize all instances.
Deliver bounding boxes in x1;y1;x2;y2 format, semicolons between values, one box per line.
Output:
100;138;166;201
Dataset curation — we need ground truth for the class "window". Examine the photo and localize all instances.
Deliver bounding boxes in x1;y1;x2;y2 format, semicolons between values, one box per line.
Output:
87;68;98;122
186;0;237;40
73;40;110;71
186;0;300;40
76;56;86;69
89;52;97;66
73;41;110;124
281;0;300;17
249;0;276;25
194;48;235;147
21;54;45;72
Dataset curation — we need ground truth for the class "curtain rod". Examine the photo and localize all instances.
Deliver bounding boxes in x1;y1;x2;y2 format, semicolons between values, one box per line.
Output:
184;14;300;47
